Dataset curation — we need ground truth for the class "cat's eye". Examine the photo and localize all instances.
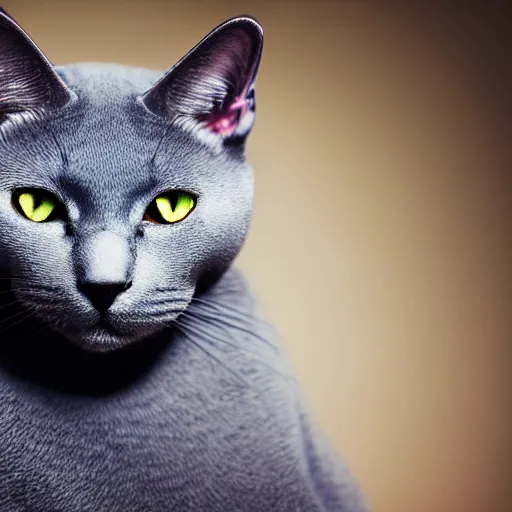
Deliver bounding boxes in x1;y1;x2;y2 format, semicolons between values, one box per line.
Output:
144;191;196;224
12;189;64;223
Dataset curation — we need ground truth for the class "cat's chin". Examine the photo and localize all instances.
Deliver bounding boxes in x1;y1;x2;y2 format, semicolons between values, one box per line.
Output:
59;323;163;353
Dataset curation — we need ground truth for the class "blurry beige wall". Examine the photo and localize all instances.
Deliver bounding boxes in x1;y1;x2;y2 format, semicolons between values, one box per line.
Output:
4;2;510;511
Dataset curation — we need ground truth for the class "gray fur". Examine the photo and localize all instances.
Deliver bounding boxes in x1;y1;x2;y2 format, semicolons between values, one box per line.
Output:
0;12;368;512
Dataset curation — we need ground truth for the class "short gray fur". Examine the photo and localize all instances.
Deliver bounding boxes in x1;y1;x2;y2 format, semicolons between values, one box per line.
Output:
0;10;369;512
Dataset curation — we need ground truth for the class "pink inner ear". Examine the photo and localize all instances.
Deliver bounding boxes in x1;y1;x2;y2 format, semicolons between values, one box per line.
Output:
204;95;250;136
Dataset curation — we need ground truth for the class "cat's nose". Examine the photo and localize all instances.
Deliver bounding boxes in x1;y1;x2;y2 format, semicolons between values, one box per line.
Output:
78;281;131;313
74;229;134;313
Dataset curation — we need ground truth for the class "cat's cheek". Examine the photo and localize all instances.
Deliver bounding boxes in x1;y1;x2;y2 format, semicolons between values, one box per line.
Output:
131;227;198;291
5;223;72;275
0;208;62;271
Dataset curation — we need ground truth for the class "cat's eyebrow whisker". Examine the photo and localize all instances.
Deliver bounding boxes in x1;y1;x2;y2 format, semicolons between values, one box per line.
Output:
180;311;290;382
172;320;256;392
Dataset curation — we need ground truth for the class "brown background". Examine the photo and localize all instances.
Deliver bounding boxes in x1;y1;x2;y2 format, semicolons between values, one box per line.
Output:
3;1;510;511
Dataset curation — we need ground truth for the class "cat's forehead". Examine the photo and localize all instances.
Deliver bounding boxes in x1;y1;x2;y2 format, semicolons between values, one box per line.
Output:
0;12;261;197
57;63;163;99
56;63;169;150
1;61;242;202
42;65;214;189
57;62;164;141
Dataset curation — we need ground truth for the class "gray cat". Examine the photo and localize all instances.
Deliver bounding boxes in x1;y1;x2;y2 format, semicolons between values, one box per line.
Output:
0;9;368;512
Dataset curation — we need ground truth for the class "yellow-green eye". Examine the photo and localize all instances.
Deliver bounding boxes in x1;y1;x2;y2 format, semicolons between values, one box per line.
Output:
144;191;196;224
13;189;62;223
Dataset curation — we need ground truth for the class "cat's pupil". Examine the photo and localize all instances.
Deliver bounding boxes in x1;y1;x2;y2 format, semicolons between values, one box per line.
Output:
169;192;179;211
31;194;43;209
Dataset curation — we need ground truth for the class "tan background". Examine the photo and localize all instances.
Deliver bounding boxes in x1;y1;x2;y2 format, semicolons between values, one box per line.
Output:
3;1;510;511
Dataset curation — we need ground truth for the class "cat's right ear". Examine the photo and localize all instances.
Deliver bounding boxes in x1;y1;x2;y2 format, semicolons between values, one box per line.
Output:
0;9;71;122
141;16;263;144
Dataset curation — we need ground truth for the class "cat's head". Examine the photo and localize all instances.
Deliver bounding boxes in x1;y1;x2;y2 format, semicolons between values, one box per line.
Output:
0;10;263;352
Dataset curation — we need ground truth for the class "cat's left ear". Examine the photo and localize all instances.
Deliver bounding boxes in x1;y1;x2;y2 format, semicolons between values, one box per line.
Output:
0;9;71;122
142;16;263;141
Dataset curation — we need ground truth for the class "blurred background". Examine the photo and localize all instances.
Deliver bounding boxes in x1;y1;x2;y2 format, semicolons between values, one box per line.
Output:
3;1;510;511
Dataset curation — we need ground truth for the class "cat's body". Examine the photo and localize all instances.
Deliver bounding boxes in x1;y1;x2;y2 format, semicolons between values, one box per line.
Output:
0;11;368;512
0;267;366;512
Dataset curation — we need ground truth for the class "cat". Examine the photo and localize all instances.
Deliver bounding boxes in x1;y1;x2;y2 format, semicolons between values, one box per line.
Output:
0;9;369;512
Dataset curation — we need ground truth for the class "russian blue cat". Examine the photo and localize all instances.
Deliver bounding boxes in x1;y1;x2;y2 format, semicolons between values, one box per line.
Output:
0;9;368;511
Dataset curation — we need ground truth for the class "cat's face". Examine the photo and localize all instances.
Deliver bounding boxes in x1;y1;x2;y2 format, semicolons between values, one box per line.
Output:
0;11;263;351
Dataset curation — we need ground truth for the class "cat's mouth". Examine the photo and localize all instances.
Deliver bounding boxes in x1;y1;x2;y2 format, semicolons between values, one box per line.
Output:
65;322;156;353
47;312;176;353
58;325;129;353
98;317;121;336
10;278;191;353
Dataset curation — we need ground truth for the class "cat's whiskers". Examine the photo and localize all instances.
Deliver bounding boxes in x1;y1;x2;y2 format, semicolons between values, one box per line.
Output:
0;286;63;298
0;307;36;325
120;304;187;323
146;299;190;311
0;305;36;338
171;319;255;391
191;296;270;325
189;298;279;353
20;302;68;317
0;287;26;295
180;310;290;382
0;321;49;357
0;298;25;310
191;295;270;324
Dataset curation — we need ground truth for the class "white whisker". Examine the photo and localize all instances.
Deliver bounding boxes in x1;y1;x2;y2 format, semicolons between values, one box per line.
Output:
172;319;256;391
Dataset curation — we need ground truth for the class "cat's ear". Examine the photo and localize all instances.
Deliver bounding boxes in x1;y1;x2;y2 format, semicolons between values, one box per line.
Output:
142;16;263;141
0;9;71;122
